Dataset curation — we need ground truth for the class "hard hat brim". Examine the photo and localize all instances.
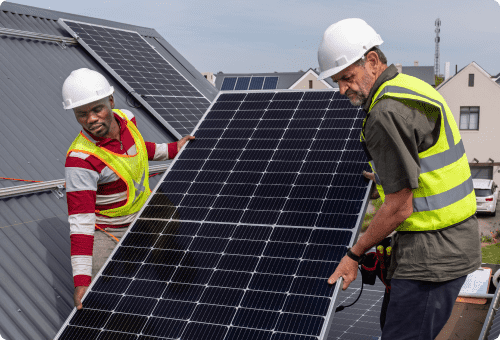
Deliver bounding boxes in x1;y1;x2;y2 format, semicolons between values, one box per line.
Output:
63;87;114;110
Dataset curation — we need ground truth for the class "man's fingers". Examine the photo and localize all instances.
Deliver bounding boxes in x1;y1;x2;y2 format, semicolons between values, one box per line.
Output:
74;286;87;310
362;170;375;181
342;276;352;290
328;272;340;285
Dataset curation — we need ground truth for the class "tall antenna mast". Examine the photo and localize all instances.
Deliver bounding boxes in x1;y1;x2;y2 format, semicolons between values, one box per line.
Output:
434;18;441;77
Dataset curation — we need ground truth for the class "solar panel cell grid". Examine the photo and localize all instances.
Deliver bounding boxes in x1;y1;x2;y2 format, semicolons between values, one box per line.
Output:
55;90;373;340
60;19;210;137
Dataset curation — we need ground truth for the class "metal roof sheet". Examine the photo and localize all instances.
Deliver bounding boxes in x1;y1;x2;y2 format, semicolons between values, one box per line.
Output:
0;2;213;339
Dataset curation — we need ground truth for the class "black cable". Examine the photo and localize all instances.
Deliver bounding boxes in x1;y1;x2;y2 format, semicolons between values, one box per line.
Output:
335;266;363;313
126;91;141;108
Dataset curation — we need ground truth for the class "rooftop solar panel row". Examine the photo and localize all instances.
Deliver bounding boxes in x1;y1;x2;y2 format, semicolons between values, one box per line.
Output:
221;76;279;91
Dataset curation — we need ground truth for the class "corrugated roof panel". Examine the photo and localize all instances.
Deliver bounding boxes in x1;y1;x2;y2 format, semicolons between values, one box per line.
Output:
1;1;161;37
0;175;163;340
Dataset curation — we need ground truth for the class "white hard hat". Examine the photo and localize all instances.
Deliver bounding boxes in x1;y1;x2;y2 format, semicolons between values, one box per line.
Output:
317;18;383;80
62;68;114;110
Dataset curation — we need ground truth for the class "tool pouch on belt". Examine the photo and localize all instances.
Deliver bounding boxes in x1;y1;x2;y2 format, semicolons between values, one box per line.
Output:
360;237;392;291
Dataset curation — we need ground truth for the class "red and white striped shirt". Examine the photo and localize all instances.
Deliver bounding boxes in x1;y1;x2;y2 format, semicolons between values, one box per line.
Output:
65;110;177;287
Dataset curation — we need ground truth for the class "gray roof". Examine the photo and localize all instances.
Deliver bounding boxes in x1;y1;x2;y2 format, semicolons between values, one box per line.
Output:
0;2;211;339
401;66;435;86
214;68;337;90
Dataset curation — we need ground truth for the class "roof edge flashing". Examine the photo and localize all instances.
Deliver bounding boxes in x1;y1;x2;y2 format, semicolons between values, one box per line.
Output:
1;1;161;38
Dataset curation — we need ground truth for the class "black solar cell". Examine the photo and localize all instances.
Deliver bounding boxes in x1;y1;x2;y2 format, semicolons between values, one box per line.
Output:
59;19;210;138
55;90;373;340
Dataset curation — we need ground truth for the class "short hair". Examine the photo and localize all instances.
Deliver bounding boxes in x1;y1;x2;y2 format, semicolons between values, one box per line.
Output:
353;46;387;67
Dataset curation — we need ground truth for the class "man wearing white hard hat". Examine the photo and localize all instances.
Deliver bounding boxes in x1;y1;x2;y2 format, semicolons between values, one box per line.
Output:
62;68;194;310
320;19;480;338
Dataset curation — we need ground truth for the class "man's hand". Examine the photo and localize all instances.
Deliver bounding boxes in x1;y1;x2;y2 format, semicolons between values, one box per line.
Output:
363;170;375;182
74;286;88;310
328;254;359;290
177;135;195;152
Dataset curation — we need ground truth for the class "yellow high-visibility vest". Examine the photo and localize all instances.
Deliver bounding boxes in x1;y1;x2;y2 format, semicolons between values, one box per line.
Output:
360;73;476;232
67;109;151;217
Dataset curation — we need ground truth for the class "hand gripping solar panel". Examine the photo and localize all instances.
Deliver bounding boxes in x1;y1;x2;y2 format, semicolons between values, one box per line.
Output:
58;19;211;139
55;90;373;340
327;257;385;340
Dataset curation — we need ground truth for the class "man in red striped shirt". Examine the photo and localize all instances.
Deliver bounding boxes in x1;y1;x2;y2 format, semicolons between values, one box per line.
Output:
63;68;194;310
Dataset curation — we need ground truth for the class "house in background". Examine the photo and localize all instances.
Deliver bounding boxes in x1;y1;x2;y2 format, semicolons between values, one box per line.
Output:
437;62;500;184
0;1;216;339
201;72;216;87
395;61;436;87
214;68;337;91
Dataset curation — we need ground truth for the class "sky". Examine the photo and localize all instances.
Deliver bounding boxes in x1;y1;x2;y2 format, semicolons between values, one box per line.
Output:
6;0;500;76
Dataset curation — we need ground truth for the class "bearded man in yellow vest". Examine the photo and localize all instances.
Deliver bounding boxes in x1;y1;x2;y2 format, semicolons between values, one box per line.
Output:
62;68;194;310
318;19;481;339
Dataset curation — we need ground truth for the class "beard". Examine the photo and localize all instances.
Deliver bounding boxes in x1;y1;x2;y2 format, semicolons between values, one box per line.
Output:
346;70;374;107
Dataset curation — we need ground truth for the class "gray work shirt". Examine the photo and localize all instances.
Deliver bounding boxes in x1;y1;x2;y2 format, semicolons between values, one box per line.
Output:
362;65;481;282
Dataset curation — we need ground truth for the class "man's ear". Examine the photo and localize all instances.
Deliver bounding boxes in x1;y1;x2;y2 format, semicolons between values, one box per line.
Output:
364;51;381;75
109;95;115;109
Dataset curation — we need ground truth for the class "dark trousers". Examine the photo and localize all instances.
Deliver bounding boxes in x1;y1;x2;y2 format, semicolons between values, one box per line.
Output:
380;276;467;340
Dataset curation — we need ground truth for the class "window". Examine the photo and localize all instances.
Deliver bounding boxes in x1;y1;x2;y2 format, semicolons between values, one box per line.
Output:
309;80;313;89
471;166;492;179
468;74;474;87
204;75;207;79
459;106;479;130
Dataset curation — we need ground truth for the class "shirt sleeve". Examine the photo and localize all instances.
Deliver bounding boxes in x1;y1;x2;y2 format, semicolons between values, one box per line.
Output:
66;152;98;287
145;142;179;161
365;99;435;195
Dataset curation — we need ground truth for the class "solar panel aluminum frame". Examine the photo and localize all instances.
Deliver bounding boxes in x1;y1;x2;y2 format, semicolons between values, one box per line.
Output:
58;18;210;141
54;88;373;340
479;280;500;340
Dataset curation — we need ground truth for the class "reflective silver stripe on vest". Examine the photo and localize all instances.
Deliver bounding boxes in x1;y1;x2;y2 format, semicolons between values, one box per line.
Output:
412;176;474;212
420;139;465;174
369;161;382;185
375;86;454;150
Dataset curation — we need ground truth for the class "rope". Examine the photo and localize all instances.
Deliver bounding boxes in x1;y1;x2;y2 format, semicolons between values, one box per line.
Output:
94;224;120;243
149;172;161;178
0;176;42;183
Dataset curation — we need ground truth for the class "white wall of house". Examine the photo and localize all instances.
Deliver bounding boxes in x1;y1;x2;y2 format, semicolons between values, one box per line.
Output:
290;70;331;90
438;62;500;185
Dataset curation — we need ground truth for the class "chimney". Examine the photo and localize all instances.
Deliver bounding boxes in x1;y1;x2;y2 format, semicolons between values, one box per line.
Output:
414;61;419;66
395;63;403;73
455;65;458;74
444;62;450;80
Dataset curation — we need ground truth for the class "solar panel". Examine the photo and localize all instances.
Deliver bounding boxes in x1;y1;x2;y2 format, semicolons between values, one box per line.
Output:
58;19;211;139
234;77;251;90
482;283;500;340
55;89;372;340
263;76;279;89
249;77;265;90
221;78;237;91
327;258;385;340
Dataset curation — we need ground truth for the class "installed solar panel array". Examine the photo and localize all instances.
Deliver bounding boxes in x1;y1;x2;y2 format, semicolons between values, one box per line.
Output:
221;77;279;91
55;90;371;340
59;19;210;139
